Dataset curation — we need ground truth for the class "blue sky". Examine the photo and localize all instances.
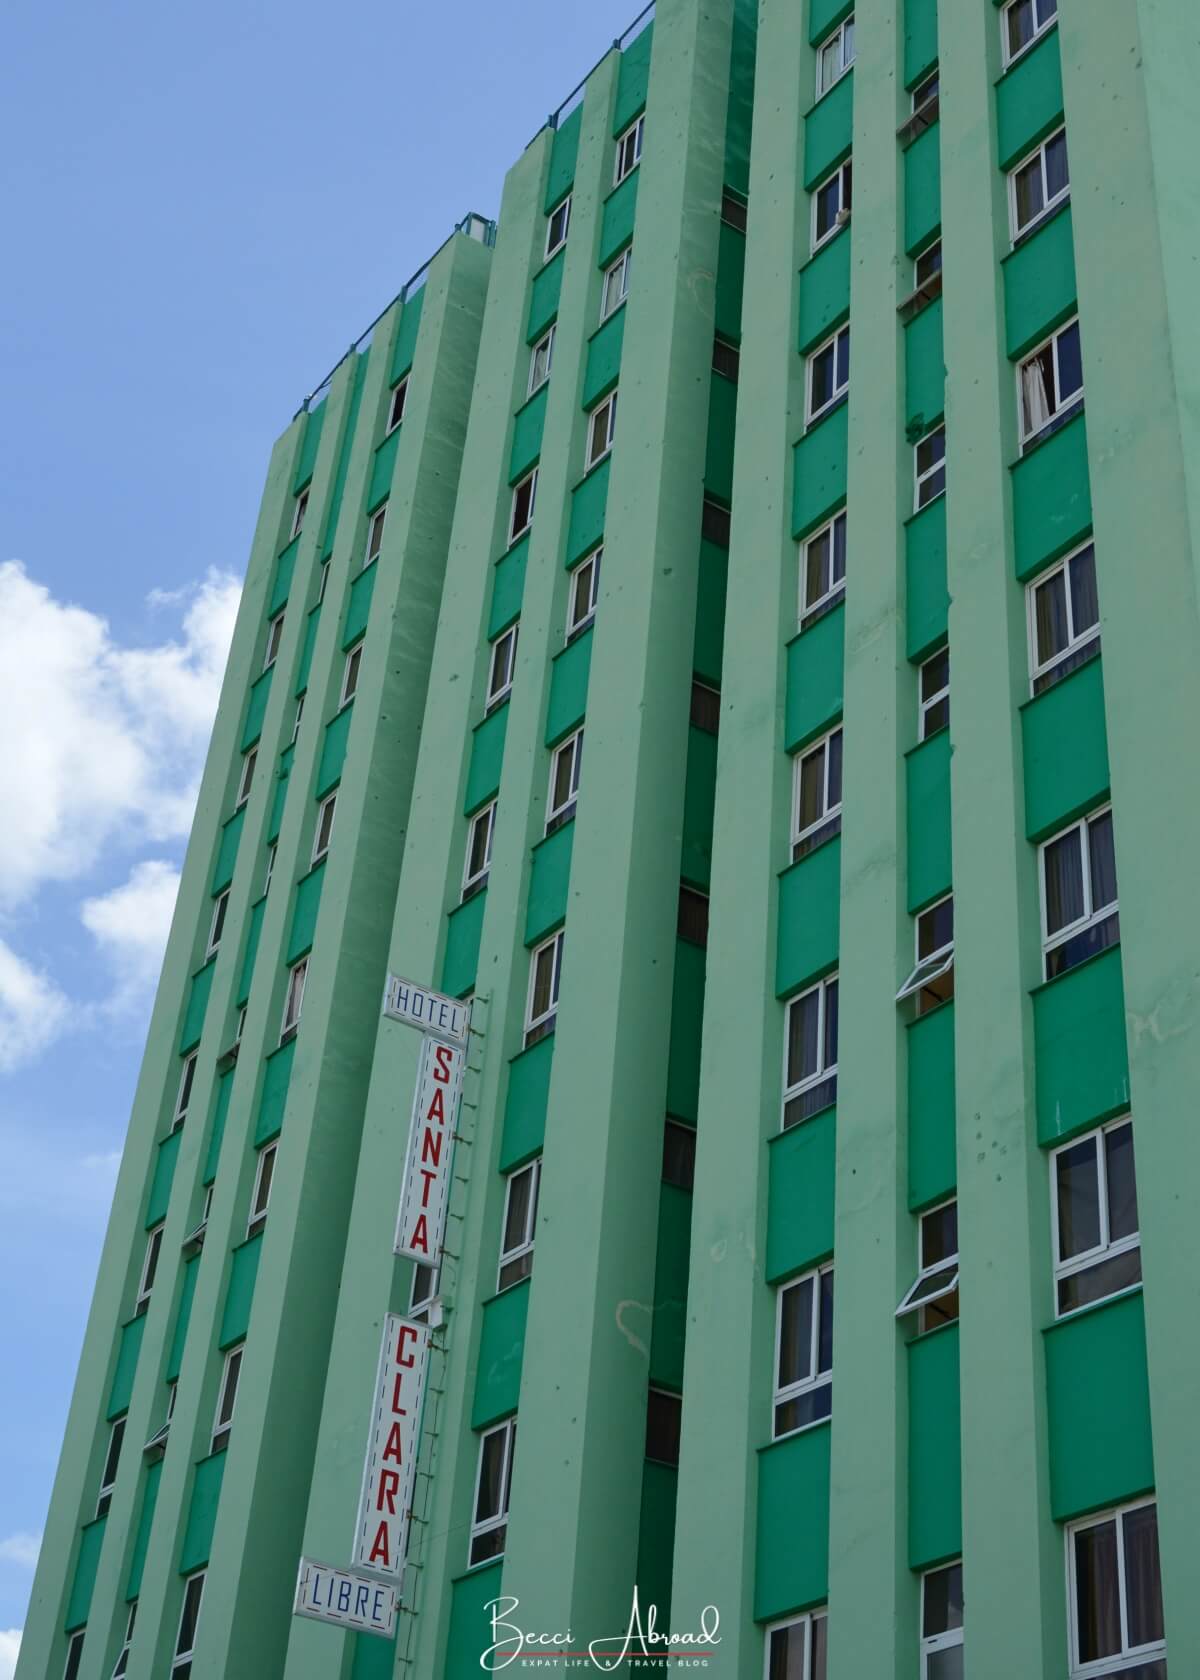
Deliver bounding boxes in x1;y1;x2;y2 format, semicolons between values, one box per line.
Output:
0;0;640;1662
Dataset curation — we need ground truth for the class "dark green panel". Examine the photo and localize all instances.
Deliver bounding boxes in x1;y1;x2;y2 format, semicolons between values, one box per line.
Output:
219;1234;263;1349
908;1003;956;1210
904;0;938;87
240;667;274;753
754;1425;831;1620
351;1630;397;1680
792;406;848;540
777;841;841;999
649;1184;692;1390
723;0;757;195
1011;412;1092;582
905;296;945;431
489;538;527;636
905;732;952;913
179;958;216;1055
582;309;625;411
321;354;369;559
666;939;706;1123
904;122;942;256
442;889;487;1000
317;705;353;798
905;499;949;662
527;249;565;344
509;385;548;484
566;458;610;562
287;861;325;965
1044;1290;1154;1521
545;625;592;746
296;608;321;695
166;1256;200;1383
179;1451;227;1574
803;70;854;190
1021;657;1109;842
389;286;425;384
65;1516;107;1632
995;28;1064;170
785;606;845;753
464;705;509;815
211;808;244;895
500;1039;554;1172
766;1108;836;1283
908;1324;962;1569
598;173;639;268
636;1461;679;1625
107;1315;146;1420
704;372;737;504
809;0;853;46
526;823;574;947
471;1278;529;1429
1003;206;1077;360
798;233;851;356
126;1461;161;1600
269;537;299;617
544;104;582;213
1033;947;1130;1146
204;1069;234;1185
292;397;327;494
367;428;399;513
693;539;729;686
715;219;746;343
146;1130;181;1228
237;896;266;1008
445;1562;504;1679
343;558;378;649
613;20;653;132
681;725;718;889
255;1039;296;1148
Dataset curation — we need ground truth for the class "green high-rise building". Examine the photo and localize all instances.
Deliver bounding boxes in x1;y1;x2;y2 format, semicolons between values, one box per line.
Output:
19;0;1200;1676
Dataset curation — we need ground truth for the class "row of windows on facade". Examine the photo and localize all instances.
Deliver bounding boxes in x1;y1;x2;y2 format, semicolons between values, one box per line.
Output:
63;1565;207;1680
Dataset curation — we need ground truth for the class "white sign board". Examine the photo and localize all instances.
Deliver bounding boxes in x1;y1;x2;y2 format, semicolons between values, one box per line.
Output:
352;1314;430;1576
383;974;470;1045
393;1036;464;1265
293;1557;398;1638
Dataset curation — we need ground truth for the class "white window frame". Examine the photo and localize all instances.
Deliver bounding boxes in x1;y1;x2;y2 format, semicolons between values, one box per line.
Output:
528;326;555;396
614;115;644;186
264;842;277;896
1018;316;1083;448
247;1141;277;1238
811;159;852;253
1067;1499;1165;1678
112;1601;137;1678
1051;1115;1140;1318
235;748;257;811
791;726;843;856
317;558;331;605
509;469;538;543
206;890;229;958
312;791;337;863
600;247;632;322
1002;0;1058;68
1027;540;1100;694
799;511;847;626
64;1630;86;1680
463;802;496;898
525;930;564;1045
914;425;946;510
171;1569;206;1675
97;1415;125;1516
806;325;849;425
1009;125;1070;242
174;1053;198;1129
291;694;305;746
773;1264;834;1440
545;195;571;259
546;729;584;832
585;392;618;469
920;1563;964;1677
409;1261;439;1322
263;610;285;671
486;624;519;711
469;1417;516;1567
364;505;387;570
281;958;308;1040
339;642;362;708
896;894;955;1003
896;1198;960;1322
386;376;408;435
918;647;950;741
568;547;602;639
136;1224;164;1314
914;239;942;288
912;70;939;115
782;974;839;1126
763;1608;828;1680
291;489;308;540
212;1343;243;1452
497;1158;542;1292
1039;805;1117;976
815;14;855;96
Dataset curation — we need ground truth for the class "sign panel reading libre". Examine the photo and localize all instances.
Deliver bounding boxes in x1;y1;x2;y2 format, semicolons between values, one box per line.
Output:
352;1314;430;1577
383;973;470;1044
393;1035;464;1265
293;1558;398;1638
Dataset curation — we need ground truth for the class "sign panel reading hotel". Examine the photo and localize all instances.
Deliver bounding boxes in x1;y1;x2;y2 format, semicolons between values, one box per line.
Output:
393;1034;464;1264
383;973;470;1044
293;1557;398;1638
352;1314;430;1577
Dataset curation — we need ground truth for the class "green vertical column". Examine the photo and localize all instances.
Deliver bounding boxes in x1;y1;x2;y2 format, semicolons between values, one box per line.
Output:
1061;3;1200;1668
825;0;915;1675
666;0;803;1669
939;3;1064;1676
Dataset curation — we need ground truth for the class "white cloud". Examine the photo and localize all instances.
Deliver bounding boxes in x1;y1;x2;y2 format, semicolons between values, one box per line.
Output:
81;859;181;1009
0;1629;20;1680
0;940;69;1074
0;1533;40;1569
0;562;240;908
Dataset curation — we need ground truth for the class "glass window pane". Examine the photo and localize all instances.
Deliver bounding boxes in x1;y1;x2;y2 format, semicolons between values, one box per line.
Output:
787;991;820;1085
779;1278;814;1388
810;1615;828;1680
1008;0;1034;56
1058;1245;1142;1314
926;1649;964;1680
811;344;834;409
817;1269;834;1373
503;1169;533;1252
531;947;554;1020
841;18;854;62
767;1621;806;1680
815;177;840;240
1088;811;1118;911
921;648;949;703
1074;1519;1122;1662
830;514;847;584
1035;569;1069;663
1057;1136;1102;1260
1068;545;1099;635
1045;130;1069;199
1121;1503;1164;1649
1105;1123;1139;1243
798;746;827;831
1015;155;1045;226
919;897;954;959
921;1202;958;1269
823;981;839;1070
475;1431;506;1523
835;328;850;388
806;529;831;603
1057;322;1083;401
1044;827;1085;936
826;731;843;809
924;1563;964;1636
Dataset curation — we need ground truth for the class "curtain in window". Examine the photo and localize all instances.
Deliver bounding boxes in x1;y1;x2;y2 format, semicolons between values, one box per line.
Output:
1088;811;1118;910
1123;1504;1165;1649
1021;346;1055;435
1043;829;1085;935
1075;1520;1122;1661
1035;569;1070;663
787;991;820;1084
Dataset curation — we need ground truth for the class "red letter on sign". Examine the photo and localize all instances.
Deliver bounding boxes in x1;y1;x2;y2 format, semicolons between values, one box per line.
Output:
425;1087;445;1125
377;1469;400;1513
421;1128;443;1167
409;1214;429;1255
383;1420;405;1461
368;1522;391;1567
433;1045;453;1083
396;1323;419;1367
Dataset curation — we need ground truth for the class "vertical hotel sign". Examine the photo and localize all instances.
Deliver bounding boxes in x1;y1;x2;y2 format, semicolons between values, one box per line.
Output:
384;974;469;1266
352;1314;431;1575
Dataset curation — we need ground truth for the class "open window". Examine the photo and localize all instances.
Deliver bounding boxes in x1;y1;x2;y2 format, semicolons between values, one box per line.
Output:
896;1199;959;1332
469;1418;516;1566
897;894;954;1014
